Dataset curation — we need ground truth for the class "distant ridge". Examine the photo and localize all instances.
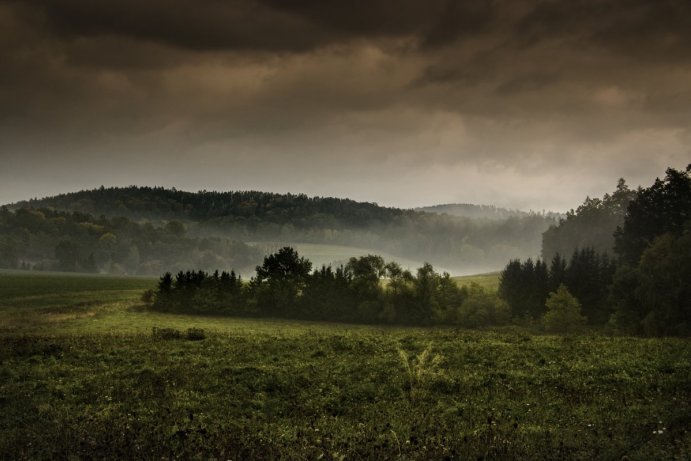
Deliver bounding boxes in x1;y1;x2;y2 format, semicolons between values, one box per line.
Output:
3;186;557;274
417;203;563;221
10;187;562;223
9;186;403;226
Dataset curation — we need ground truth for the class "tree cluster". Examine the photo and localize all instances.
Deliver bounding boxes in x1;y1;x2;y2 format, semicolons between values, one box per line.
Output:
0;207;261;275
610;165;691;335
499;248;615;325
502;165;691;336
152;247;510;327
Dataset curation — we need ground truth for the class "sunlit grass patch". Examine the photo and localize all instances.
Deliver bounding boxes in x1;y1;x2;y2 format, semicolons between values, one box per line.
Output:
453;271;500;292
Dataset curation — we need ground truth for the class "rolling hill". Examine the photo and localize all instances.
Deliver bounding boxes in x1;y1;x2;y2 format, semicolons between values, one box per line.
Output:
3;186;557;275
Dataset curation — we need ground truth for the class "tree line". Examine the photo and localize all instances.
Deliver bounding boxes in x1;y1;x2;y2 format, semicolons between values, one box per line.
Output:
152;247;510;327
499;248;615;325
151;247;602;333
501;165;691;336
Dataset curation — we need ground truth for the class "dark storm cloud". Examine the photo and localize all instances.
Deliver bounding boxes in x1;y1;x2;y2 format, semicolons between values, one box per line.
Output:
0;0;689;210
5;0;691;64
14;0;495;53
33;0;334;52
263;0;496;48
516;0;691;61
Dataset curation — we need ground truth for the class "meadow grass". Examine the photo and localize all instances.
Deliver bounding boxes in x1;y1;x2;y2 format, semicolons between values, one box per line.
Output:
0;269;155;307
453;271;501;292
0;270;156;333
0;271;688;459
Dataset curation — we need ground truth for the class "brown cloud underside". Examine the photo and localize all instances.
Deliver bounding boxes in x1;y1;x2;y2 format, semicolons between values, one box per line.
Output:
0;0;689;210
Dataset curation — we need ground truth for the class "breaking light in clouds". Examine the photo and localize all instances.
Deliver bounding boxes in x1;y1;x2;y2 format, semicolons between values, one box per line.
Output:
0;0;690;210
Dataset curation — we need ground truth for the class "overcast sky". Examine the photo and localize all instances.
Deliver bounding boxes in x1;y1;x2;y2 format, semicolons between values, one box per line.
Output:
1;0;689;211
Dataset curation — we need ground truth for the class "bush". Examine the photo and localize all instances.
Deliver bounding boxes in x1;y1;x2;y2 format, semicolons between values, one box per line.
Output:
456;283;510;327
542;285;586;333
186;328;206;341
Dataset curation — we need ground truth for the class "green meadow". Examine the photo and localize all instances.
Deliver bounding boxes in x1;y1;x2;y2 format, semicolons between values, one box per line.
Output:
0;270;689;459
453;271;501;293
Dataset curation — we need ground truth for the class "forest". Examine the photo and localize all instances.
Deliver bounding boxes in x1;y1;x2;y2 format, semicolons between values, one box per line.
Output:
0;207;260;275
10;187;556;273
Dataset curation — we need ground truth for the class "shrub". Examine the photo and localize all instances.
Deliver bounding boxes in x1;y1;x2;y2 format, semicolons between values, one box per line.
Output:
456;283;510;327
542;284;587;333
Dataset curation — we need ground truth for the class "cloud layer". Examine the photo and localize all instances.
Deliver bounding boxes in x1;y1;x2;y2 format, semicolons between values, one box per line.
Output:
1;0;689;210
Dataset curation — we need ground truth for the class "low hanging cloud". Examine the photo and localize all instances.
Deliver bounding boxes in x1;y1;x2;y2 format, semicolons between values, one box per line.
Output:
0;0;689;210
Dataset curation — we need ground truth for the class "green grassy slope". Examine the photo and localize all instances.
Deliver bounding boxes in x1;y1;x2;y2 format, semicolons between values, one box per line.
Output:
453;271;501;292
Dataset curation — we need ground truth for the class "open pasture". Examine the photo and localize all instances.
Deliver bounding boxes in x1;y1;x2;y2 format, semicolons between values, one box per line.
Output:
0;271;688;459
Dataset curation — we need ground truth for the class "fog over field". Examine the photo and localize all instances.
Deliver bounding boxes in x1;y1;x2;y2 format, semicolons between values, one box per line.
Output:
1;0;690;211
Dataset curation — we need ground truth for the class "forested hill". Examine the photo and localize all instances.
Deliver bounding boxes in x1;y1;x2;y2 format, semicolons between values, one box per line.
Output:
6;186;557;274
12;186;404;226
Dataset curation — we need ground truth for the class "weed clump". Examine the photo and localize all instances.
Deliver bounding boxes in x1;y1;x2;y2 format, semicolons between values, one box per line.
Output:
397;343;451;401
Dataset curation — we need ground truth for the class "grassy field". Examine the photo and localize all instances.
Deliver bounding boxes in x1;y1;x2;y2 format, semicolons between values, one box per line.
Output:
0;271;689;459
453;271;501;292
0;269;156;334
